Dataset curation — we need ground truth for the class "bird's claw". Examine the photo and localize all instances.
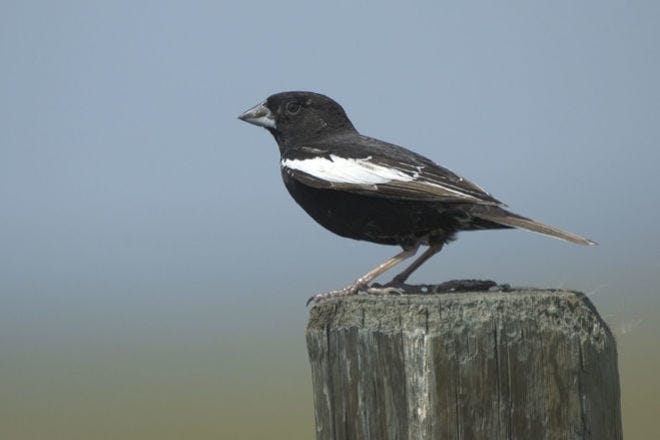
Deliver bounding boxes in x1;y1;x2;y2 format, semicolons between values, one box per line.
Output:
306;280;410;305
306;282;366;306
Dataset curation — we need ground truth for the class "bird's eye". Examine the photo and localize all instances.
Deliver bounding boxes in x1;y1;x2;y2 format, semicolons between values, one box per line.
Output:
285;101;301;115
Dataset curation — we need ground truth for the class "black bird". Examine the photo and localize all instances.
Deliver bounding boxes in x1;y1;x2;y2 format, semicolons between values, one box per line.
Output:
238;91;595;304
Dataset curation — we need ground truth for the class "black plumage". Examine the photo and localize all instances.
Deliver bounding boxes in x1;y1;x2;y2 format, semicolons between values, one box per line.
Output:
239;91;595;304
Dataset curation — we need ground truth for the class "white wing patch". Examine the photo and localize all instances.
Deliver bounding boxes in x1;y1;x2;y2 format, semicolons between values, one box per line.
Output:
282;155;416;185
282;155;483;200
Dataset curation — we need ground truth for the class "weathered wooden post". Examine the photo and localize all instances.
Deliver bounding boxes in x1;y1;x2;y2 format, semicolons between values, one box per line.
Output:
306;290;622;440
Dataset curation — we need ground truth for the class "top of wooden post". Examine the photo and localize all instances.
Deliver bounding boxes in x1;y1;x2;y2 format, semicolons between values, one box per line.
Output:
308;289;613;347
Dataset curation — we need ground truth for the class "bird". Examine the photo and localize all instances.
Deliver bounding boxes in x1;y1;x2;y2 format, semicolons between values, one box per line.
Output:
238;91;595;304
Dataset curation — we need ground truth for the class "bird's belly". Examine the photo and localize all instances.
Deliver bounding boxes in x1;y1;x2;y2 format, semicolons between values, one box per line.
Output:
283;177;460;246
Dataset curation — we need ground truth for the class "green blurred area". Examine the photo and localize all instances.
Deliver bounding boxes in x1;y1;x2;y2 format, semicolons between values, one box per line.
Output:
618;326;660;440
1;310;658;439
1;333;314;439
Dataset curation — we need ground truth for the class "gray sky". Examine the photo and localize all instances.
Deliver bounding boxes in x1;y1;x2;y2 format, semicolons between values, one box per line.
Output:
1;1;659;437
2;0;659;340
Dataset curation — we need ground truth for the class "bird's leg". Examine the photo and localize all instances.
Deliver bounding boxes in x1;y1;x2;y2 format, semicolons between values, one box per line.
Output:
306;245;419;305
391;243;444;284
365;244;445;296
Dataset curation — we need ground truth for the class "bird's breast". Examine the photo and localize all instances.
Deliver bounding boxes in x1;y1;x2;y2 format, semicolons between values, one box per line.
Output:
280;171;464;246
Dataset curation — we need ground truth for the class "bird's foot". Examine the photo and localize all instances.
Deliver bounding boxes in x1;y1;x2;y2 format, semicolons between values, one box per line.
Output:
391;274;409;284
368;281;419;294
371;279;510;294
306;282;365;306
364;285;406;296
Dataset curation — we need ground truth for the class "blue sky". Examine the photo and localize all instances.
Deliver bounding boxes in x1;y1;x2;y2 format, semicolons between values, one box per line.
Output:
1;1;659;438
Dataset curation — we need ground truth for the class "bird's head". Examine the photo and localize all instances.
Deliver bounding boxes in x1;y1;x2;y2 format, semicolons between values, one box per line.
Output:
238;91;356;148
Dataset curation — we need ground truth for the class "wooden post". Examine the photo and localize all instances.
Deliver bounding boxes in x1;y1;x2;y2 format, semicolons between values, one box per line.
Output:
306;290;622;440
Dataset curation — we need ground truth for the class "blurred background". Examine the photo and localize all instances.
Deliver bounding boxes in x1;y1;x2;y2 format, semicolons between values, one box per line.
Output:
1;1;658;438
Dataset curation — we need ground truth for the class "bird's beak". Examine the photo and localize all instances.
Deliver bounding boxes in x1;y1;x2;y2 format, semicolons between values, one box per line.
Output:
238;101;276;129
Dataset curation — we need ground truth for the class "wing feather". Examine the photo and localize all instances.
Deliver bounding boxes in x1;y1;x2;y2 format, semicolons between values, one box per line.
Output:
281;153;503;206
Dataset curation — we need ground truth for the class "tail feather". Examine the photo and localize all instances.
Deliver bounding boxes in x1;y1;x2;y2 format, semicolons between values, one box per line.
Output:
475;208;597;246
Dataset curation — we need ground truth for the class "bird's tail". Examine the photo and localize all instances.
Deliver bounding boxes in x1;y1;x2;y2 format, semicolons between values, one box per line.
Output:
473;207;597;246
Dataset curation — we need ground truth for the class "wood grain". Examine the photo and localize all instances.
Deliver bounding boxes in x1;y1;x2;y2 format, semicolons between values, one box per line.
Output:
306;290;622;440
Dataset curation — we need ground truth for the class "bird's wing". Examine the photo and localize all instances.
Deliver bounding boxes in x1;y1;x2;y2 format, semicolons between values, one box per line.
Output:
281;142;504;206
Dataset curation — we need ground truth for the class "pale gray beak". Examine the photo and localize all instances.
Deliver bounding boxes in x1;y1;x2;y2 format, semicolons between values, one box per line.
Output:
238;101;276;129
